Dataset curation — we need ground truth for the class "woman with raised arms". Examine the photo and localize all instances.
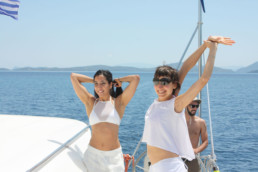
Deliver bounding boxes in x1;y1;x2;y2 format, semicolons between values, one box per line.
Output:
71;70;140;172
142;36;235;172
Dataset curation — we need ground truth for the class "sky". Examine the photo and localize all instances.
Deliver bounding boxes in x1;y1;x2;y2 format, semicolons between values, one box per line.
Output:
1;0;258;69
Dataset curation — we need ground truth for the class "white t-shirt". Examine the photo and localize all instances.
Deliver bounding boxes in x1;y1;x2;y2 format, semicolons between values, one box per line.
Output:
142;97;195;161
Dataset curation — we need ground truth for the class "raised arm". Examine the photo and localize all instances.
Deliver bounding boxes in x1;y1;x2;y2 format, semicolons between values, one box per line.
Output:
175;43;207;96
174;36;235;112
70;73;95;114
115;75;140;107
175;36;235;97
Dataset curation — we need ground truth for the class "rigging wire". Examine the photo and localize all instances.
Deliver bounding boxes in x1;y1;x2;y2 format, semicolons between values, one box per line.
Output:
202;53;216;161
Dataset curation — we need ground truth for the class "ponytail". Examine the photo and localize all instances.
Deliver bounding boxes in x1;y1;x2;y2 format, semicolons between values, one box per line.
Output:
114;86;123;98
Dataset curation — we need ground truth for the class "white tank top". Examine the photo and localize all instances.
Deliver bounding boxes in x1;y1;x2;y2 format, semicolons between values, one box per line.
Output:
89;98;121;126
142;97;195;161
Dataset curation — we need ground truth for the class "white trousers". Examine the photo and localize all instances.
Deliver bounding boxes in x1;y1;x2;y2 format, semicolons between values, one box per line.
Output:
149;157;187;172
83;145;125;172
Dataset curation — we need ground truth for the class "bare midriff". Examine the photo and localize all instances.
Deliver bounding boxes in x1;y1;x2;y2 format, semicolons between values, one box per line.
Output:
90;122;120;151
147;145;179;165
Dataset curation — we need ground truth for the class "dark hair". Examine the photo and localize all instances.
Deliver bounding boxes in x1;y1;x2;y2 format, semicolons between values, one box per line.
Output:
93;69;123;98
154;65;181;95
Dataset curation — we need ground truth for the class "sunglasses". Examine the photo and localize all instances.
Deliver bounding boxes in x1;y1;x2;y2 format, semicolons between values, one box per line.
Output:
153;78;172;86
189;104;199;108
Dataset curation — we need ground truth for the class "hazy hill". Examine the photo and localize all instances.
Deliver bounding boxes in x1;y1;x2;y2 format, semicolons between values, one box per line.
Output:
0;68;10;71
12;65;152;72
11;63;233;73
4;61;257;73
237;61;258;73
248;70;258;73
7;61;258;73
167;63;234;73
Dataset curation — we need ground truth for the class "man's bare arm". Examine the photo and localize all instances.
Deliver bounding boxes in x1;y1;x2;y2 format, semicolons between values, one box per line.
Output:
194;119;208;154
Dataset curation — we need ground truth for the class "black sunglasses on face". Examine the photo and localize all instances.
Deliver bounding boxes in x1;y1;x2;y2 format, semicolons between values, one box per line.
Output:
189;104;199;108
153;78;172;86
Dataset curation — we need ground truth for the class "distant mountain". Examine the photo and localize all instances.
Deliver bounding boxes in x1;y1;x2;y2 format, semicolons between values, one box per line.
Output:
13;65;154;72
166;63;234;73
0;68;10;71
118;63;156;68
237;61;258;73
248;70;258;73
219;66;243;71
11;63;233;73
3;61;258;73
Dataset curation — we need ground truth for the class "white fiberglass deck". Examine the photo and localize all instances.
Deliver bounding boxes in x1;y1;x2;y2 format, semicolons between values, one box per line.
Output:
0;114;91;172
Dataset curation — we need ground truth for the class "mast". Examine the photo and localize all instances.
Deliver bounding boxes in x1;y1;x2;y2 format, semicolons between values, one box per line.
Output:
198;0;203;118
197;0;217;162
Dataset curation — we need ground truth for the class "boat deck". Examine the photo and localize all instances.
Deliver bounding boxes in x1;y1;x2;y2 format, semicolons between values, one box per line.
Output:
0;114;91;172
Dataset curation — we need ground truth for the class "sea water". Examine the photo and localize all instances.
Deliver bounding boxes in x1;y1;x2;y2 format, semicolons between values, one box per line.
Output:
0;71;257;171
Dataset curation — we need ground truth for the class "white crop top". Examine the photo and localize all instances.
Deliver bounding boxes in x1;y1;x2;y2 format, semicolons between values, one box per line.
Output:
142;97;195;161
89;97;121;126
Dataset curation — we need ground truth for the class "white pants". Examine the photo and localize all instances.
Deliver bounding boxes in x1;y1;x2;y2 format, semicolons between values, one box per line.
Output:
149;157;187;172
83;145;125;172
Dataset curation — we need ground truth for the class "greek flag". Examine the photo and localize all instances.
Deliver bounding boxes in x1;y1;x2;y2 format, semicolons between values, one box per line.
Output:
0;0;20;20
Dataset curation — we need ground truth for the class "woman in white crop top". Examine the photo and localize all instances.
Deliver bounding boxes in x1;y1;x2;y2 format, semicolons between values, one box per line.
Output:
71;70;140;172
142;36;235;172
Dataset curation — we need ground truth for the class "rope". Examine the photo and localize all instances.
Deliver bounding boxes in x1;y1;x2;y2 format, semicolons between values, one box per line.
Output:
123;154;134;172
197;155;220;172
202;54;216;160
176;25;198;70
128;136;142;167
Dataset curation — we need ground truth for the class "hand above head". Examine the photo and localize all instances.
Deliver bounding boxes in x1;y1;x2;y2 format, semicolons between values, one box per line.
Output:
203;40;218;49
113;78;122;87
207;36;235;45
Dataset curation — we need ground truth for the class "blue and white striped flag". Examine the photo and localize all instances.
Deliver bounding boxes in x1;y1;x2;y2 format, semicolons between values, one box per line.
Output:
0;0;20;20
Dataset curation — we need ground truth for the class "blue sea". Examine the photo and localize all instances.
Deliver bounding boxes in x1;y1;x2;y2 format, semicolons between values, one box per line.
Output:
0;71;258;171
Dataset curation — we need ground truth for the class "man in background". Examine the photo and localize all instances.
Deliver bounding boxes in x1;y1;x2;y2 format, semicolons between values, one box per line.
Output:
184;97;208;172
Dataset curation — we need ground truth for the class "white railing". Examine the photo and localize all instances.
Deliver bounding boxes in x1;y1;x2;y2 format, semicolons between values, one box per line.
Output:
132;150;219;172
27;126;90;172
